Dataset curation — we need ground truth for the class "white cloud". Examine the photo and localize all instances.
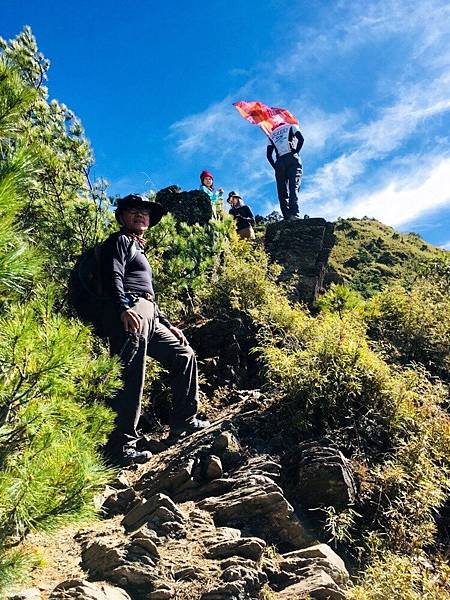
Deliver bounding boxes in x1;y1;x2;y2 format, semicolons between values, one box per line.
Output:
169;97;240;154
341;157;450;226
166;0;450;227
441;240;450;250
303;69;450;208
277;0;450;76
301;109;352;153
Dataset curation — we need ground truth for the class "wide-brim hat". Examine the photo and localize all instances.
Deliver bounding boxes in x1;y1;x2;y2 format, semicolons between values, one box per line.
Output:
115;194;164;227
227;190;242;200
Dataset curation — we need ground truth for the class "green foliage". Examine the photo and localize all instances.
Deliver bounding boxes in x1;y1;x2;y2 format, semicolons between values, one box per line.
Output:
0;548;42;598
0;61;40;300
320;505;361;547
367;278;450;380
316;283;364;318
348;552;450;599
0;30;121;591
1;28;113;293
259;298;450;554
0;292;120;542
329;218;440;297
146;213;233;320
201;237;309;335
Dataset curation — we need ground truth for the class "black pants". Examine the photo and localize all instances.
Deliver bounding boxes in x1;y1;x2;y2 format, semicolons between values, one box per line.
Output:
274;153;303;219
103;299;198;456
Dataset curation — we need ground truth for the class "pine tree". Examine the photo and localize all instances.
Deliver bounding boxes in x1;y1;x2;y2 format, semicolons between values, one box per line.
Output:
1;27;113;292
0;38;120;593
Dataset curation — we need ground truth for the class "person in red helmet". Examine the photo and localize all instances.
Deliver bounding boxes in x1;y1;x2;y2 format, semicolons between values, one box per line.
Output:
199;170;224;217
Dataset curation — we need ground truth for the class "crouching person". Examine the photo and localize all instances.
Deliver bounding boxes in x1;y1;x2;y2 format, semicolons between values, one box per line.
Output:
227;191;256;240
101;194;209;467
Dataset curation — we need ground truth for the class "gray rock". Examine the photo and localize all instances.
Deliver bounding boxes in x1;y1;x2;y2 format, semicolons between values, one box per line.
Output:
155;185;212;226
122;493;185;533
174;566;197;581
297;441;357;511
80;530;159;594
101;487;137;517
207;537;266;561
276;569;346;599
205;455;224;480
265;219;336;306
108;564;157;589
266;543;349;592
199;457;311;548
157;520;186;538
130;529;160;558
50;580;130;600
282;544;348;584
147;583;175;599
212;432;241;454
82;540;125;574
202;563;265;599
220;557;259;571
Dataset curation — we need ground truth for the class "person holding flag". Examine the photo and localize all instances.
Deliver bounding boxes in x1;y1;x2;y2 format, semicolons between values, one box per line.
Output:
234;101;304;220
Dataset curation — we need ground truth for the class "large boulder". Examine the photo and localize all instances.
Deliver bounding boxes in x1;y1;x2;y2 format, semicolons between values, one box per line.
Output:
296;441;357;511
155;185;213;225
264;218;336;305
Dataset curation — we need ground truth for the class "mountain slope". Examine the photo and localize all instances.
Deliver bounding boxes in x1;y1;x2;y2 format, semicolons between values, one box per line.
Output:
328;217;441;296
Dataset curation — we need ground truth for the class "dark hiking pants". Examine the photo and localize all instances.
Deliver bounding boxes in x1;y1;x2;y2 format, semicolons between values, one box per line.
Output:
274;153;303;219
103;298;198;457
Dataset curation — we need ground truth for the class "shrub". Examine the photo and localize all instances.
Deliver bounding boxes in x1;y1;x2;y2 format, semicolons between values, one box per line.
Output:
348;551;450;599
0;292;120;544
146;213;233;321
367;280;450;380
260;302;450;553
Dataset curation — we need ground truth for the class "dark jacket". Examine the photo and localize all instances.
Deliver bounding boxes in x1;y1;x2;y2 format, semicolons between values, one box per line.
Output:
101;231;171;328
229;205;255;231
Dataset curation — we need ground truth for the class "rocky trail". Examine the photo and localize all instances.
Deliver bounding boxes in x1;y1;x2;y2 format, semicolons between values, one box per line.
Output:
10;388;356;600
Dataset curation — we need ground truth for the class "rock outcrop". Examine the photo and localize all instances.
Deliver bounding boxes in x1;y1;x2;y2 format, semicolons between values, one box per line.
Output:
65;404;351;599
264;218;336;305
296;440;357;511
155;185;213;225
15;397;354;599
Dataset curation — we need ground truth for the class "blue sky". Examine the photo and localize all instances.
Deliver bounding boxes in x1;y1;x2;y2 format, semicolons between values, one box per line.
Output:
3;0;450;247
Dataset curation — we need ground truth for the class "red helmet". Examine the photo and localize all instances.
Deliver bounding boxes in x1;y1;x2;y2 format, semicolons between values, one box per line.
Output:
200;170;214;182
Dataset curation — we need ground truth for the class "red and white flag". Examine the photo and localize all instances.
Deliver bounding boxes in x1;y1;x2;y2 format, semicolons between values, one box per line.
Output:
233;101;299;136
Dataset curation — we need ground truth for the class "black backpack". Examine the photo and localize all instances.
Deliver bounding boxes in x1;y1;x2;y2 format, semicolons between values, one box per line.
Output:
68;238;137;336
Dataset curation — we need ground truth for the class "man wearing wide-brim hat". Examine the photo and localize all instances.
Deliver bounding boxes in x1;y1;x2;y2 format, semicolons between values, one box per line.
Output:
101;194;209;467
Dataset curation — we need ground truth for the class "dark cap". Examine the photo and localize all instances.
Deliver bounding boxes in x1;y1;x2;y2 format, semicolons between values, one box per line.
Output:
115;194;164;227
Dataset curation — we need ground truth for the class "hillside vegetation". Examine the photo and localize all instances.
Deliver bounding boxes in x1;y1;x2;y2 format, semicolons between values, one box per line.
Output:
1;27;449;600
329;217;440;296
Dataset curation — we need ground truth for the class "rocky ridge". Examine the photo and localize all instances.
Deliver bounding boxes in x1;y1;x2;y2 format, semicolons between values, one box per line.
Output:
8;219;358;599
12;392;356;600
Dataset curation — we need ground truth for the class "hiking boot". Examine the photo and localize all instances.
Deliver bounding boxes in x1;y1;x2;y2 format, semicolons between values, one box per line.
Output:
170;417;211;437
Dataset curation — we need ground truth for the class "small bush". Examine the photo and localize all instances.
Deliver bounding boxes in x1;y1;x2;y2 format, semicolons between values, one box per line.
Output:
368;280;450;380
0;292;120;544
348;552;450;599
260;304;450;553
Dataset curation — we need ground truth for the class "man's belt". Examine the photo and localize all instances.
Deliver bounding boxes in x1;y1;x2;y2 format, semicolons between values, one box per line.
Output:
139;292;154;301
125;291;154;305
